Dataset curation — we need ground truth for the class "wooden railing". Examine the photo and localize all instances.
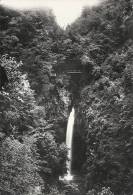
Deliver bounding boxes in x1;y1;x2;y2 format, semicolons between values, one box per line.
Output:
65;70;82;74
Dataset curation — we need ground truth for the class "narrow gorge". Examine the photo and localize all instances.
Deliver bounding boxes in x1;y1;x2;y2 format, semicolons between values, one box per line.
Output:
0;0;133;194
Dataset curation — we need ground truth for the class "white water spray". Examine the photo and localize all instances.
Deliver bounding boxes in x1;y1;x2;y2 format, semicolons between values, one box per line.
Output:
60;107;75;181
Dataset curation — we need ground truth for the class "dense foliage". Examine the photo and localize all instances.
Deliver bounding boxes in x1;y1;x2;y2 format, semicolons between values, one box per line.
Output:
0;0;133;194
0;54;67;194
64;0;133;194
0;5;69;194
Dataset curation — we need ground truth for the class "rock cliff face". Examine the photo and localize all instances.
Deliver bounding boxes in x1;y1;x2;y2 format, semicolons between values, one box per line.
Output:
54;69;88;173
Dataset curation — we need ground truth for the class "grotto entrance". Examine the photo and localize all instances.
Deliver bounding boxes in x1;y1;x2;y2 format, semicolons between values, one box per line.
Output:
54;57;90;95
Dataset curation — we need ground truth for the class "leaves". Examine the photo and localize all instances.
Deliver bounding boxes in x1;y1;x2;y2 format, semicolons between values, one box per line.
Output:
0;136;43;194
66;0;133;194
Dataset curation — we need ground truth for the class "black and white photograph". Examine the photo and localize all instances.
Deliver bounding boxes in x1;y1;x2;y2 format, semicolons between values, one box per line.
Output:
0;0;133;194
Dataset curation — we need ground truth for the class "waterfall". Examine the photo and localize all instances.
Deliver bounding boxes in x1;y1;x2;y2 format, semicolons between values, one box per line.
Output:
66;107;75;177
59;107;75;181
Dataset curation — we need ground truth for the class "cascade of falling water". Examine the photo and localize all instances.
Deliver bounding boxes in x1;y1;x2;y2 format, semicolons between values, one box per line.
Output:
60;107;75;181
66;107;75;178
